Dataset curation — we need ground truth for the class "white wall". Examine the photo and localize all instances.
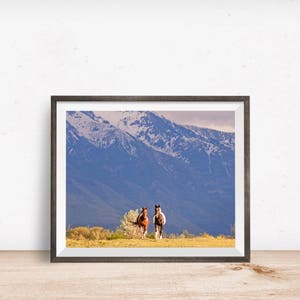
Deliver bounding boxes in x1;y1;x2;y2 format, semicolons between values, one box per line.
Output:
0;0;299;250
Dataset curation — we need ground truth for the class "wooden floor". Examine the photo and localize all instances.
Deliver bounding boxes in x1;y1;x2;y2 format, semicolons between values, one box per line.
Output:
0;251;299;299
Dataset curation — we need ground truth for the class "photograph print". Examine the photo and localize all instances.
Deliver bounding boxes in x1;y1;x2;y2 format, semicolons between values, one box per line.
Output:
51;96;250;262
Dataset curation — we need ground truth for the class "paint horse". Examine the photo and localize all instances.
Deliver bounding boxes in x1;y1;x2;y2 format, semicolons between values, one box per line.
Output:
135;207;150;239
153;204;166;240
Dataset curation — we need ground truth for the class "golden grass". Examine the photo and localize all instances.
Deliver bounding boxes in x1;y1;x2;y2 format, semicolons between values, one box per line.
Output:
66;236;235;248
66;226;111;240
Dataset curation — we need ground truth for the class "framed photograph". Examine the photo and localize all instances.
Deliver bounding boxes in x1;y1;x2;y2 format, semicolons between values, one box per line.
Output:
51;96;250;262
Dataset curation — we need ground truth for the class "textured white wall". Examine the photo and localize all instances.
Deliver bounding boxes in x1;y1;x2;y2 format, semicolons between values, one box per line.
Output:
0;1;299;250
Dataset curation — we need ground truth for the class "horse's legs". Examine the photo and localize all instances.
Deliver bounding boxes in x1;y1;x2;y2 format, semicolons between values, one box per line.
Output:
143;227;147;239
141;226;148;239
155;224;159;240
155;225;163;240
159;225;163;239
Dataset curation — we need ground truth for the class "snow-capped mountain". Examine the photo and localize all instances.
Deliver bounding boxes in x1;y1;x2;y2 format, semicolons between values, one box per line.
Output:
118;111;234;171
67;111;139;156
66;111;235;235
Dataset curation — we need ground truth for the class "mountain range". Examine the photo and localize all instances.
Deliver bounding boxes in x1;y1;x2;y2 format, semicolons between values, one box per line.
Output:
66;111;235;235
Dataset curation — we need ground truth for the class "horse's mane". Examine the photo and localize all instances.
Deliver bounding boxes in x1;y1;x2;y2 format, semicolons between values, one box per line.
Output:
154;206;166;225
136;208;149;224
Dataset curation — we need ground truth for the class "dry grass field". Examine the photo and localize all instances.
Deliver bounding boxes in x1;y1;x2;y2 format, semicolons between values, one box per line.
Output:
66;226;235;248
66;236;235;248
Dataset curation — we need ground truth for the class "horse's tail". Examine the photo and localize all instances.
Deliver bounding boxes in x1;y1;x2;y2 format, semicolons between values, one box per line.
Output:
130;220;138;225
131;213;142;225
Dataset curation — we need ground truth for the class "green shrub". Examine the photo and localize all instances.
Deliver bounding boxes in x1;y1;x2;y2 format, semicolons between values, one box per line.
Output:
200;232;213;239
181;230;195;238
108;230;126;240
146;232;155;239
90;227;111;240
66;226;111;240
118;209;141;239
74;226;91;239
216;234;227;239
167;233;177;239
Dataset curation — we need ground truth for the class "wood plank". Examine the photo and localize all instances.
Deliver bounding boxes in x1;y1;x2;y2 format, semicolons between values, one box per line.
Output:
0;251;299;299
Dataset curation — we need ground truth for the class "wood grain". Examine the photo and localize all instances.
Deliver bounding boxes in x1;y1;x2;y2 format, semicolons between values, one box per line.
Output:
0;251;299;299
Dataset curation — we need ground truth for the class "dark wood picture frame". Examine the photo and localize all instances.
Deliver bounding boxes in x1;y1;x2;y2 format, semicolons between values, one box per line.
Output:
51;96;250;262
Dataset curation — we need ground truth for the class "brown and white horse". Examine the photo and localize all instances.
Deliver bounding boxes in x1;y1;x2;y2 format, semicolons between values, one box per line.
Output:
136;207;149;239
153;204;166;239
